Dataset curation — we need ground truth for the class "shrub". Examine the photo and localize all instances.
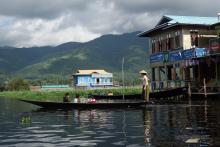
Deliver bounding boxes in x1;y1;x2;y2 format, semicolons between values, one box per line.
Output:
6;78;30;91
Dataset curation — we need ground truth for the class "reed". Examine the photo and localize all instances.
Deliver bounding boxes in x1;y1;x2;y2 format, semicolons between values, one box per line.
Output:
0;87;142;101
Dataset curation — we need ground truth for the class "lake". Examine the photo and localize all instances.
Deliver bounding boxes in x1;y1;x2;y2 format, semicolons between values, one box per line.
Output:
0;98;220;147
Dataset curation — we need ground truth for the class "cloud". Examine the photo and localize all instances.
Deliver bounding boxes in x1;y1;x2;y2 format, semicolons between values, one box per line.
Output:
0;0;219;47
0;16;100;47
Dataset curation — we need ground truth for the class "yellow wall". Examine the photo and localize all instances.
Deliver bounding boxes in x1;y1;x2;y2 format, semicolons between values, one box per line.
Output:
182;28;216;50
182;34;191;49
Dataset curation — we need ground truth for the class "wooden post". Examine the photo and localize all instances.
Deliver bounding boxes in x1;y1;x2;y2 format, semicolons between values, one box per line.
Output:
188;82;191;98
203;78;207;98
165;66;168;88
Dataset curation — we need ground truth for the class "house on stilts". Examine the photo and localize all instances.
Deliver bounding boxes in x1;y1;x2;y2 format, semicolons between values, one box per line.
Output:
139;14;220;96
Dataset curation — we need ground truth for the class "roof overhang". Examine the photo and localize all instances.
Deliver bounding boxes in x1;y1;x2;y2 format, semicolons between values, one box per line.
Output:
137;23;169;37
138;23;213;37
212;22;220;27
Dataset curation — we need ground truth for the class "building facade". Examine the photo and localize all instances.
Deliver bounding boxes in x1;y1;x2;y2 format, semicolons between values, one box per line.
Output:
139;15;219;90
73;70;113;89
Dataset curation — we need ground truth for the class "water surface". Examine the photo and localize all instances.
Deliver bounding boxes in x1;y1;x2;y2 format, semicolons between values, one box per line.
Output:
0;98;219;146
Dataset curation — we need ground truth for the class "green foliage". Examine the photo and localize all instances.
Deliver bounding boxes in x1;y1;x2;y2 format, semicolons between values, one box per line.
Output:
6;78;30;91
0;73;7;91
87;87;141;96
27;75;72;86
0;87;142;101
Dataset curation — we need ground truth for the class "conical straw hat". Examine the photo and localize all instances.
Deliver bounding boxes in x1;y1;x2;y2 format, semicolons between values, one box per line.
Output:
139;70;147;74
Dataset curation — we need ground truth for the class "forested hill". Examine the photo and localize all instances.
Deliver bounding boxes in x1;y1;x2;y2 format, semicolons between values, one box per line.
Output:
0;31;149;79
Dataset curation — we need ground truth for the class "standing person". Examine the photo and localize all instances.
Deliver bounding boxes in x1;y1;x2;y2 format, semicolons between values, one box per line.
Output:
63;92;70;102
140;70;150;102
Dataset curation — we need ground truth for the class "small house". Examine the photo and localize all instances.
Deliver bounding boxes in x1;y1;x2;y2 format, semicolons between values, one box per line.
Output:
73;69;113;89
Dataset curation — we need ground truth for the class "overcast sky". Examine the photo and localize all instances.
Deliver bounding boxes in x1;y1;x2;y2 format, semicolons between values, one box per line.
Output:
0;0;219;47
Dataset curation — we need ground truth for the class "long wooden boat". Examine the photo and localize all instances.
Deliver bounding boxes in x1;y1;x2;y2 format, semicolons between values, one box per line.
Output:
92;87;187;100
20;99;149;109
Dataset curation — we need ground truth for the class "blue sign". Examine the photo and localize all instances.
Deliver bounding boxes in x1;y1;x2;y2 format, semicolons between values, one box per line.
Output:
169;51;182;62
195;48;207;57
182;49;194;59
150;53;163;63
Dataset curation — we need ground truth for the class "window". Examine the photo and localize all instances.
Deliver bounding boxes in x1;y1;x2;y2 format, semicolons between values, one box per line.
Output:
96;78;100;84
162;39;167;51
159;67;166;81
175;31;181;48
166;34;171;50
167;65;173;80
78;76;83;84
175;63;180;80
151;39;156;53
152;68;155;81
190;30;199;47
156;40;160;53
159;37;163;52
167;38;173;50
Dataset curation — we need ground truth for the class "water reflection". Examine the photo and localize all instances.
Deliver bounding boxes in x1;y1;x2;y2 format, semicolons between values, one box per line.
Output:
146;100;220;146
143;108;151;145
0;98;219;146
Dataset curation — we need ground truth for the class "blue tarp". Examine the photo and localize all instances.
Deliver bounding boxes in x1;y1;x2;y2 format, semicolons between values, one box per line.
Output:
169;51;182;62
195;48;207;57
150;53;163;63
182;49;195;59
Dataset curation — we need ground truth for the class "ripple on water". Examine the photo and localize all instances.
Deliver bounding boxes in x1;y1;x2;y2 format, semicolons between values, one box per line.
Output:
127;144;143;147
49;125;69;127
95;135;115;139
112;140;126;146
69;139;103;146
30;129;66;133
20;126;42;130
0;98;220;147
82;130;96;135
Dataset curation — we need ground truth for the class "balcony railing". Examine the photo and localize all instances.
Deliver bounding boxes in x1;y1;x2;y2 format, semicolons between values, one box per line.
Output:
150;80;187;91
150;47;211;63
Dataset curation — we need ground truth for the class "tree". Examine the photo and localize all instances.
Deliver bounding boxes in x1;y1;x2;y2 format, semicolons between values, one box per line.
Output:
6;78;30;91
0;73;7;91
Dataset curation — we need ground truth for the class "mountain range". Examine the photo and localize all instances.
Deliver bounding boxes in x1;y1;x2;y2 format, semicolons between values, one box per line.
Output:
0;31;149;80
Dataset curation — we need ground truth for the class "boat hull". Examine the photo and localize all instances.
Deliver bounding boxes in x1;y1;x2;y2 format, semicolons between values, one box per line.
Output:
20;99;149;109
190;92;220;99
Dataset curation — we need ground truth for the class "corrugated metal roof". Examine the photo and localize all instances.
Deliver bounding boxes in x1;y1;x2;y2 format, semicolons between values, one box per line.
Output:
164;15;218;25
139;15;219;37
75;69;111;75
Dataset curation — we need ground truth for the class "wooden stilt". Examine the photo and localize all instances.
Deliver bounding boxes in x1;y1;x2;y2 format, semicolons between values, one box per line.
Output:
203;78;207;98
188;82;191;98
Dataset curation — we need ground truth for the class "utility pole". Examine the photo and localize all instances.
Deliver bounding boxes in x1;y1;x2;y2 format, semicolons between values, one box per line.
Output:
122;57;125;100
